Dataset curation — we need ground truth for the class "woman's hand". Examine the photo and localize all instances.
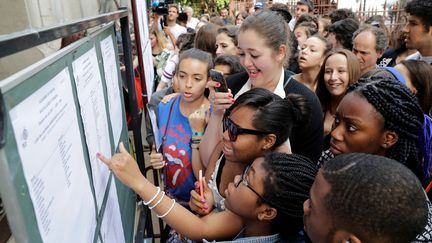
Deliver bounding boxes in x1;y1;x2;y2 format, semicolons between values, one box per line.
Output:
188;104;210;133
207;80;235;116
189;177;214;215
150;146;166;169
97;142;145;191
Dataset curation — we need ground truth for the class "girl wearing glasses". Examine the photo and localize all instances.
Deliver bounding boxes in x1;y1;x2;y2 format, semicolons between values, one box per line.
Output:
201;10;324;165
99;149;316;242
189;88;310;216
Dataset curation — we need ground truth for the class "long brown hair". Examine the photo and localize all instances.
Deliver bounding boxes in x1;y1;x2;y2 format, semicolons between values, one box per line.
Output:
315;49;361;113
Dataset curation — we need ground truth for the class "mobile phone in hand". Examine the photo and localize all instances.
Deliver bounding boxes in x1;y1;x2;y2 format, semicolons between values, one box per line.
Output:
209;69;229;92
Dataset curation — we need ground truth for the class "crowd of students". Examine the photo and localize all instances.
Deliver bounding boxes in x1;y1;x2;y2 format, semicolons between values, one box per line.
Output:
100;0;432;242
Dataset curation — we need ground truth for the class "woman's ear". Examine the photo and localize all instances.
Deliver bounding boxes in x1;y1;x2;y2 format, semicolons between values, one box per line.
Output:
276;45;287;63
381;130;399;149
257;207;277;221
262;134;277;150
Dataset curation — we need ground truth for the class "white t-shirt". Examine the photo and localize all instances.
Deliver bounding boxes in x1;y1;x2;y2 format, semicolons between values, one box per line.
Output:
169;24;187;40
187;18;200;29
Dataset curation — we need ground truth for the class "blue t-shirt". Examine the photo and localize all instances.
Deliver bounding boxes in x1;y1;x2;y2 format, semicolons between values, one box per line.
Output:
158;97;196;202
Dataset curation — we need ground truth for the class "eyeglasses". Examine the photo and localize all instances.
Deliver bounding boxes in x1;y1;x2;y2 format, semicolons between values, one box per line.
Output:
222;114;269;142
235;165;272;205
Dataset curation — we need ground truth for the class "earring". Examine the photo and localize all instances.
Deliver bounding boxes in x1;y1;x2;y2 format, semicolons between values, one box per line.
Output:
382;144;388;148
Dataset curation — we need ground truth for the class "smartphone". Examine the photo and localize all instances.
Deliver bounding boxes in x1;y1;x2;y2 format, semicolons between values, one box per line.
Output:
159;15;168;29
209;69;229;92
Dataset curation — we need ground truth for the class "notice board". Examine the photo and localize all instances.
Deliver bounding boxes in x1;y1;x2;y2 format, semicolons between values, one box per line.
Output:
0;23;135;243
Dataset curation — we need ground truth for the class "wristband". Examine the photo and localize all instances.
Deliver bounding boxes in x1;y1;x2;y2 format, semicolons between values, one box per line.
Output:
192;131;204;137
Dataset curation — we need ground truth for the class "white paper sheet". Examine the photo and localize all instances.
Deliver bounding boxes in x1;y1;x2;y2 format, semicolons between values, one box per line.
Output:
10;68;96;243
100;35;123;146
100;178;126;243
72;47;112;209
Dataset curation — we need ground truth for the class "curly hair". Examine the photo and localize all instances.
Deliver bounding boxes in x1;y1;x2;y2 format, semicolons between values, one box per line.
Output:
347;77;424;180
321;153;428;243
405;0;432;31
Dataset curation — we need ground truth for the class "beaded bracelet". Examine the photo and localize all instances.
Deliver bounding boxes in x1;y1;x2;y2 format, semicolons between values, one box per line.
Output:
143;187;160;206
157;198;176;218
192;131;204;137
149;191;165;210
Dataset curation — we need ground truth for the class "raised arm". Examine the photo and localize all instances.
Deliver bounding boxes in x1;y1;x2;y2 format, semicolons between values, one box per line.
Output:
199;81;234;166
97;143;243;241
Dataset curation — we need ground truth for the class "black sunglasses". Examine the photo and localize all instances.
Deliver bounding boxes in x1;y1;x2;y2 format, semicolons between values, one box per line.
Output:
222;114;269;142
235;165;272;205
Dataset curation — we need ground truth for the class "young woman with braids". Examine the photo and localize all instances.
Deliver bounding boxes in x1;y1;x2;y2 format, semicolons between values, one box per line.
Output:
317;77;432;241
99;149;317;242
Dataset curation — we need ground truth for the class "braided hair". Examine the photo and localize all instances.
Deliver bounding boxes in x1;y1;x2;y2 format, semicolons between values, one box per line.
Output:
260;152;317;238
347;77;424;180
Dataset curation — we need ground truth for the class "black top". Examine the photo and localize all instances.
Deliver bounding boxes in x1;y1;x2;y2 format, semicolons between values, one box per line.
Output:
226;70;324;163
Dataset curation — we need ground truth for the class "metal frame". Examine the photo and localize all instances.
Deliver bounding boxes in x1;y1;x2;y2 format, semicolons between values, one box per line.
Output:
0;8;149;242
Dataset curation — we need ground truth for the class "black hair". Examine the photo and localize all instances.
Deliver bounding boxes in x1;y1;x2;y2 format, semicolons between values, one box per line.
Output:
294;13;319;31
269;3;292;23
227;88;311;148
346;77;424;180
261;152;317;238
176;48;214;76
176;32;196;52
329;18;359;50
214;55;245;75
321;153;428;243
329;8;357;24
405;0;432;32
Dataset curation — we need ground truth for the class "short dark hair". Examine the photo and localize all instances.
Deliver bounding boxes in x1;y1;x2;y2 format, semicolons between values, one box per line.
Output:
297;0;314;12
329;8;357;24
177;48;214;76
405;0;432;31
347;77;424;180
329;18;360;50
262;152;317;238
321;153;428;243
269;3;292;23
214;55;245;75
227;88;311;148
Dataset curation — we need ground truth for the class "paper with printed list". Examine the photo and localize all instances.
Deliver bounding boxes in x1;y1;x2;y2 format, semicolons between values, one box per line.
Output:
100;177;126;243
72;46;112;209
100;35;123;147
9;68;96;243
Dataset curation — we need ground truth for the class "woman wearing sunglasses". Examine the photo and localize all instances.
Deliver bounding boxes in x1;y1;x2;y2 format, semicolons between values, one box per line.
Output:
188;88;310;217
99;149;316;242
